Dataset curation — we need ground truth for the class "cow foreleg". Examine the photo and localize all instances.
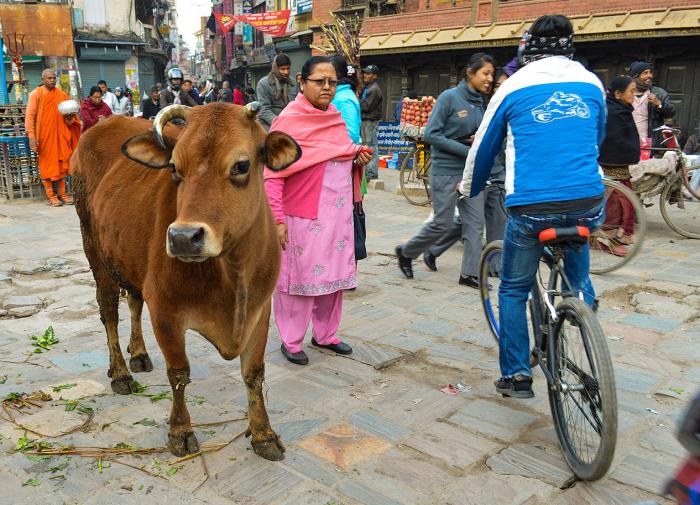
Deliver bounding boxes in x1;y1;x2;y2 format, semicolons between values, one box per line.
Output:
153;317;199;456
126;294;153;373
240;301;285;461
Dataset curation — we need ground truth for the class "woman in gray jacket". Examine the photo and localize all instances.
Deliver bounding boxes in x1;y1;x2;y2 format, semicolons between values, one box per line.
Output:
395;53;495;286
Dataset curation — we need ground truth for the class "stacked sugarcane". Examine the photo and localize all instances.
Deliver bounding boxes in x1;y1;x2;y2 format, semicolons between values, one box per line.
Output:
0;104;40;199
314;13;361;66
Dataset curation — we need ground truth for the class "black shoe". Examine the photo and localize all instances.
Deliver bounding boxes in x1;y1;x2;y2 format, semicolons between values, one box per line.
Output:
495;375;534;398
459;275;479;288
311;338;353;355
395;246;413;279
423;252;437;272
280;344;309;365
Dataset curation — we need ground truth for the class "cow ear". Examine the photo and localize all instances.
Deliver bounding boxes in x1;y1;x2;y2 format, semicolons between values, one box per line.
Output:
121;132;174;169
262;131;301;171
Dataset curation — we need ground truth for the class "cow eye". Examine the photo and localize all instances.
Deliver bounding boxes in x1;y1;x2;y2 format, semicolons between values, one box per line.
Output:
171;166;181;185
230;160;250;178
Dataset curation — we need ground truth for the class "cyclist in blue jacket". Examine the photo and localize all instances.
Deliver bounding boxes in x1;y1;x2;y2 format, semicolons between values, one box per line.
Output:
460;14;606;398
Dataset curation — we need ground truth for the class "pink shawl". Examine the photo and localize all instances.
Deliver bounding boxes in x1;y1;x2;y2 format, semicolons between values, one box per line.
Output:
264;93;362;220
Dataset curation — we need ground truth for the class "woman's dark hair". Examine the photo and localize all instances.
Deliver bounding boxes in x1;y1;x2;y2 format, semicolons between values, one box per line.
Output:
494;68;509;82
301;56;335;81
149;86;158;94
88;86;102;97
464;52;496;76
275;53;291;67
530;14;573;38
331;54;357;89
607;75;634;96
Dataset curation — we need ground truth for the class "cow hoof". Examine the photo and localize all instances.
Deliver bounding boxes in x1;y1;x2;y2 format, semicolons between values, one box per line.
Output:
252;434;286;461
110;376;138;395
129;354;154;373
168;432;200;457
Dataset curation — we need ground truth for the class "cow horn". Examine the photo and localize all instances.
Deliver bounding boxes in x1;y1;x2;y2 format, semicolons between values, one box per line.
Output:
152;105;191;149
245;101;260;119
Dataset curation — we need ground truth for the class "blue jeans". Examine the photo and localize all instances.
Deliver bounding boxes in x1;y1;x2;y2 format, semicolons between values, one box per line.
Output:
498;202;605;378
361;120;379;178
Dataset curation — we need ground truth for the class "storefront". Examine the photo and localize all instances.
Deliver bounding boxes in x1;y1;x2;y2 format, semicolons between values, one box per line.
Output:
359;7;700;136
75;42;142;93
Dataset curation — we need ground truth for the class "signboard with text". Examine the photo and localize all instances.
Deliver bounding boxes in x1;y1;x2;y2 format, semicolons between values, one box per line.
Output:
296;0;312;14
377;121;412;155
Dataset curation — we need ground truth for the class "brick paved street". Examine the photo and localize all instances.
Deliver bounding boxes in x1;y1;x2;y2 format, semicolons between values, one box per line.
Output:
0;169;697;504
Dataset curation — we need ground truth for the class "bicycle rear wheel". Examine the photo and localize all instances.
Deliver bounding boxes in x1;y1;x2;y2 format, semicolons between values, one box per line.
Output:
660;170;700;239
589;179;646;274
399;147;431;206
548;297;617;480
479;241;543;359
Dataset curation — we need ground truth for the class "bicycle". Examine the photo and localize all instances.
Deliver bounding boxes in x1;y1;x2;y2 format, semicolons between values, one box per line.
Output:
479;228;617;481
588;126;700;273
399;140;431;206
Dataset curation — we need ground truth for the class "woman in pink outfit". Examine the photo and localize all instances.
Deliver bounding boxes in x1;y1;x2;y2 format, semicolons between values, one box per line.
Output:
264;56;372;365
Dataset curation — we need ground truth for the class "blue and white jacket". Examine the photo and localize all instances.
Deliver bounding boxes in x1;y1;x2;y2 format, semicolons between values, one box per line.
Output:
460;56;606;208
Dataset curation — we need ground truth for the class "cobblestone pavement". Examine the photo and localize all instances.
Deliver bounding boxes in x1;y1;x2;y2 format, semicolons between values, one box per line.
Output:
0;169;697;504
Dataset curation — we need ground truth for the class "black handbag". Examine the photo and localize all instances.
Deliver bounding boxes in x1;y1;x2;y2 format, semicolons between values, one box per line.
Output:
353;201;367;261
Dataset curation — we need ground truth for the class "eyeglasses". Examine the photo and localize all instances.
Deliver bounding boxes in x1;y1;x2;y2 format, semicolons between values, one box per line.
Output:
305;77;339;88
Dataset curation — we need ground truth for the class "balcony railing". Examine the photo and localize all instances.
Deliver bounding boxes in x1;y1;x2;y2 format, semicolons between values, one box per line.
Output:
339;0;367;10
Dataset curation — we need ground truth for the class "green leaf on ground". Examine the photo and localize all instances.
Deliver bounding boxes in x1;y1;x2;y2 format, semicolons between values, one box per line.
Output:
187;395;206;405
63;401;78;411
30;326;59;352
133;418;157;427
132;381;149;394
22;478;40;487
203;429;216;436
166;465;183;477
0;375;7;384
52;383;77;393
48;459;71;473
148;391;173;403
670;386;684;395
4;392;25;401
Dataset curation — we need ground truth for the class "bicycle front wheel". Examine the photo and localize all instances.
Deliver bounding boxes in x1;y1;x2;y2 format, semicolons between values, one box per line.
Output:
548;297;617;480
589;179;646;274
660;171;700;239
399;147;431;206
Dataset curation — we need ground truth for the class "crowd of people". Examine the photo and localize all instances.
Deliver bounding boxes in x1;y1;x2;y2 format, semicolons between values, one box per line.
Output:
22;19;697;399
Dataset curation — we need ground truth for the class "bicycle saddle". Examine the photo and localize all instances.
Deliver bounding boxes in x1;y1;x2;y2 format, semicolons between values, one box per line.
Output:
538;226;590;245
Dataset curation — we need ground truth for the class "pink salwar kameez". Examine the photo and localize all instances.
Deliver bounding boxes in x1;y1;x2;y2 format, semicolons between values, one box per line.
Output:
267;160;356;353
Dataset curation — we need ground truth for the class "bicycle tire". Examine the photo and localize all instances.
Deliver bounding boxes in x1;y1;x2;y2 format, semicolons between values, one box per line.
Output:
548;297;617;480
589;179;646;274
660;171;700;239
399;147;432;206
479;240;503;342
479;240;541;367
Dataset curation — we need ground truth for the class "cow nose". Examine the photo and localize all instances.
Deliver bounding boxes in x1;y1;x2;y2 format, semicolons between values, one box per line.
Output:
168;226;205;256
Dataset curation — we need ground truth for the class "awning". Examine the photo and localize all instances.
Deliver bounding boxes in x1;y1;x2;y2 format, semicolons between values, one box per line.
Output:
290;29;312;38
0;3;75;57
360;7;700;55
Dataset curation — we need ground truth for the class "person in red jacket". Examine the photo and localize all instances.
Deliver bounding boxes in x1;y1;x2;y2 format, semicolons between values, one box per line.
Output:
80;86;113;132
233;84;246;105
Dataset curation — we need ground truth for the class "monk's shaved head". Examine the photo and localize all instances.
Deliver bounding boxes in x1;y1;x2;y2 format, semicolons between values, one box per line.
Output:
41;68;57;89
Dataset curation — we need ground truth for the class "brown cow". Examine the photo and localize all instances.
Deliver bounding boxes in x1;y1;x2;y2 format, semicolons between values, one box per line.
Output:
72;103;300;459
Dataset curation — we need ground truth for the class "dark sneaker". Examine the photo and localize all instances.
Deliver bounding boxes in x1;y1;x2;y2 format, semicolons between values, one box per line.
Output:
395;245;413;279
311;338;353;355
423;252;437;271
280;344;309;365
459;275;479;288
495;375;534;398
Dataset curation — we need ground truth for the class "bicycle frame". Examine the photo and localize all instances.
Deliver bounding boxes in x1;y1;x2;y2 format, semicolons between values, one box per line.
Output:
530;244;587;388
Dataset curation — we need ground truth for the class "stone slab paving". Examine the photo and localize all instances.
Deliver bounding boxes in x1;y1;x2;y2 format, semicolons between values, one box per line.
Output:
0;171;695;503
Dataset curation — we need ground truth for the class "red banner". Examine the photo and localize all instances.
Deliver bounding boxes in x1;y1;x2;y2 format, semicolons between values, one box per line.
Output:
214;12;238;34
237;10;291;38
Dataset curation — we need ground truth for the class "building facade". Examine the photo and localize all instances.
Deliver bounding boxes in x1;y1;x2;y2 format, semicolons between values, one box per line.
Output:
315;0;700;136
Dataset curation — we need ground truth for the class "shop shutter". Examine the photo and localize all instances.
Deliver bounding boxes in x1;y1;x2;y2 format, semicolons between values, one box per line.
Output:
138;56;156;93
77;60;125;91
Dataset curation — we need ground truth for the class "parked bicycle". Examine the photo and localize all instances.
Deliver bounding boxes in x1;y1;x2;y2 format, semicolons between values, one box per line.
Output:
589;126;700;274
479;228;617;480
399;140;431;206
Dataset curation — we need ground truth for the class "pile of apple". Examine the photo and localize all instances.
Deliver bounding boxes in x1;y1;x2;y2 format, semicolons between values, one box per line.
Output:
399;96;436;139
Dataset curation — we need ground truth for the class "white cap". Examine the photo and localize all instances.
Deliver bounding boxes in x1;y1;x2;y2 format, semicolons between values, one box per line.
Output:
58;99;79;115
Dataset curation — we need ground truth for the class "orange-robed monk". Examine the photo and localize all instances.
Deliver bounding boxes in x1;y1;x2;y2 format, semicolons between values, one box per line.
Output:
25;68;81;207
